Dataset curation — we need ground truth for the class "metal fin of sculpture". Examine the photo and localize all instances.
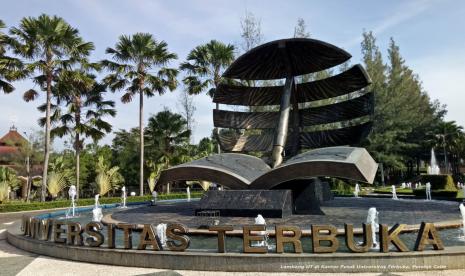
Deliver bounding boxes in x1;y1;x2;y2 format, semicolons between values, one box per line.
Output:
214;38;373;167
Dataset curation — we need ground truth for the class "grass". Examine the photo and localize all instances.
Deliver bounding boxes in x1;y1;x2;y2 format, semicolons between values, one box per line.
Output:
0;192;204;213
373;187;414;195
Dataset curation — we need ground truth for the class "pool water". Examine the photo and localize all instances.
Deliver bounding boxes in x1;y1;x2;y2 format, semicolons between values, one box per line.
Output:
37;200;465;253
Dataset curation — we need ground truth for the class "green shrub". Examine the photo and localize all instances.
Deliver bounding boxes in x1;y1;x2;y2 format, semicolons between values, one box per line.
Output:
419;175;457;191
329;179;353;196
0;192;203;213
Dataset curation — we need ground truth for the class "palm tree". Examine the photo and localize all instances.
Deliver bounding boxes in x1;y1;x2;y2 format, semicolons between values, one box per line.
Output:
0;167;20;202
47;156;73;199
102;33;178;196
47;69;116;199
180;40;235;105
0;19;24;93
95;156;124;196
435;121;464;173
9;14;94;201
180;40;235;153
145;110;191;168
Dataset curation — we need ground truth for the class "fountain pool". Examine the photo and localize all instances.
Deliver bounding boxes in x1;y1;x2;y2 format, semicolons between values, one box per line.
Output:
6;197;465;272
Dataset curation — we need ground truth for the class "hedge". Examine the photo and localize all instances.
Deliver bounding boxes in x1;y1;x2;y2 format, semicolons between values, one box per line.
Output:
412;189;458;198
419;174;457;191
0;192;203;213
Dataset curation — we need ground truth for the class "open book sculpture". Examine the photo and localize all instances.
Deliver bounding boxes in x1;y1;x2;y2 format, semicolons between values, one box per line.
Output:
158;38;377;216
158;146;377;190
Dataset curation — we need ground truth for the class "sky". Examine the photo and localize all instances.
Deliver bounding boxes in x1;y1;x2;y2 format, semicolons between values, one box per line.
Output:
1;0;464;149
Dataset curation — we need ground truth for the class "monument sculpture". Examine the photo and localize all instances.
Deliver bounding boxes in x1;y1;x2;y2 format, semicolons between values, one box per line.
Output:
158;38;378;215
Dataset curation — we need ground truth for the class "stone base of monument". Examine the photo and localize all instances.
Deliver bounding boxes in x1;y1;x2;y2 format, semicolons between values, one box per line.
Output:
195;190;293;218
273;178;333;215
196;179;333;217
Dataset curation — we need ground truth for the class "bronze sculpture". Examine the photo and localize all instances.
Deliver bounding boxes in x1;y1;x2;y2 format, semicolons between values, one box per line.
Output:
159;38;377;190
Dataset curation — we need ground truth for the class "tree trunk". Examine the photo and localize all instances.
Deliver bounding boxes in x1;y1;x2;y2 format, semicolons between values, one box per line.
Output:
26;174;31;202
215;102;220;154
26;152;31;202
75;100;81;199
41;70;52;202
21;156;29;199
76;144;80;200
139;91;144;196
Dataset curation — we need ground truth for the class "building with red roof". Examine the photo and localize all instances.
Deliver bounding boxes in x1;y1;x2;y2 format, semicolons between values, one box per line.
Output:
0;126;28;166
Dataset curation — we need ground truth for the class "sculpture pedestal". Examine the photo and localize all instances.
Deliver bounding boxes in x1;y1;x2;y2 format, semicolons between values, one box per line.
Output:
273;178;332;215
195;190;292;218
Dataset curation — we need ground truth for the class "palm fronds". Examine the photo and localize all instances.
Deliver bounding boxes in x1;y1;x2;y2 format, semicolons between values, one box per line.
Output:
47;171;71;198
0;181;9;202
95;156;124;196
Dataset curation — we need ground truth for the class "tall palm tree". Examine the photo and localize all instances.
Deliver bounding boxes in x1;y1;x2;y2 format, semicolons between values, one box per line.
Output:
0;19;24;93
102;33;178;196
46;68;115;199
9;14;94;201
180;40;235;153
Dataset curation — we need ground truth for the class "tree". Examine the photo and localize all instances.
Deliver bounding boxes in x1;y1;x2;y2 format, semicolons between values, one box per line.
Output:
195;137;216;158
240;11;263;53
293;18;314;84
145;109;191;169
59;143;113;197
361;32;443;182
293;18;310;38
9;14;94;201
433;121;464;173
102;33;178;196
0;19;24;93
49;70;115;199
0;166;19;202
180;40;234;153
8;130;44;201
177;89;196;140
111;128;140;189
95;156;123;196
46;156;73;198
180;40;235;102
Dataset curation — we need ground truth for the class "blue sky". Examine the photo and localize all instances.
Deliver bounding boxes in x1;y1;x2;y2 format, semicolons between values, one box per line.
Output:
1;0;464;148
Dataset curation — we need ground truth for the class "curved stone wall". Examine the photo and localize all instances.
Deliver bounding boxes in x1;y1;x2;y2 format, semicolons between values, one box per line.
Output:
7;229;465;273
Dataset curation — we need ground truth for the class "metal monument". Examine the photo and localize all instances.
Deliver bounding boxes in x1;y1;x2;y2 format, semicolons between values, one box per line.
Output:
158;38;378;215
